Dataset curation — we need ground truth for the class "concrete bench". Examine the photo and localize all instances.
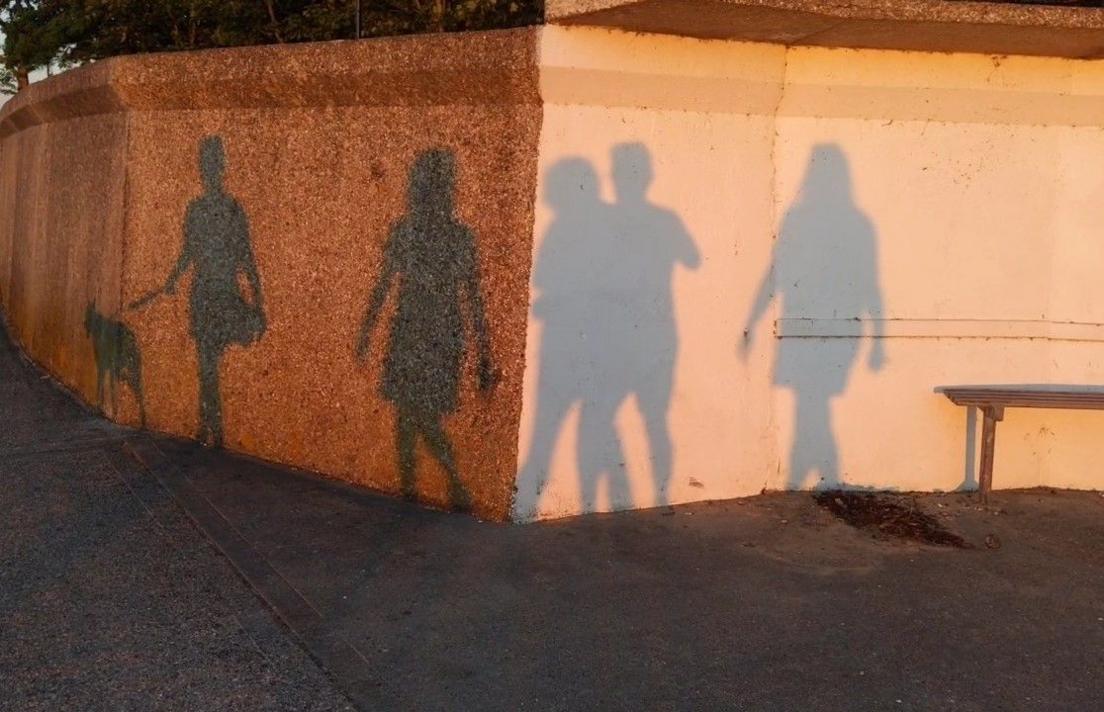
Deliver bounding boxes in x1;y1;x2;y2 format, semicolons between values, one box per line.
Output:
937;386;1104;501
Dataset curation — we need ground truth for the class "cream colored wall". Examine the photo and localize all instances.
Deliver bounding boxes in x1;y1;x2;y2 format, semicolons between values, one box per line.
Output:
773;49;1104;496
515;25;1104;520
516;28;786;519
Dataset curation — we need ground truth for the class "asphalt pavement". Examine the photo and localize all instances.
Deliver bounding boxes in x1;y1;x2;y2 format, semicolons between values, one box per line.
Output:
3;323;1104;711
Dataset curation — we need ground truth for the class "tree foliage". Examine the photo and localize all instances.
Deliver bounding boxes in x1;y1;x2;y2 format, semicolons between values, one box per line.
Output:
2;0;541;95
1;0;69;89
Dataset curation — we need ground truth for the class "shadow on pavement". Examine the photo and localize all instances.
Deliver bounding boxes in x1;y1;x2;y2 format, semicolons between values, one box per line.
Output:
4;321;1104;711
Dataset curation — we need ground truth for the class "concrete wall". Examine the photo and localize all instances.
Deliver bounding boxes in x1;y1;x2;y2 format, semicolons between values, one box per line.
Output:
515;29;784;518
4;25;1104;522
515;26;1104;519
0;30;541;521
0;62;128;405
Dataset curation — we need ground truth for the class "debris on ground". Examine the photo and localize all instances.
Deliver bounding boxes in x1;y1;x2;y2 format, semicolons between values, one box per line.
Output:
813;491;971;548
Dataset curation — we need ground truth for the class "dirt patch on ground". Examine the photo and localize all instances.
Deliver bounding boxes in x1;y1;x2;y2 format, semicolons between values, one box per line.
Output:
813;491;971;548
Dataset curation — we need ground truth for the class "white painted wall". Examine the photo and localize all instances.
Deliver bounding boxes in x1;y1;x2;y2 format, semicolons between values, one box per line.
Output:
514;26;1104;520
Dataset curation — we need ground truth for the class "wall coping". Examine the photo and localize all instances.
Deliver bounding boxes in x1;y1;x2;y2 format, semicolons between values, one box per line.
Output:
0;28;540;139
547;0;1104;58
8;4;1104;139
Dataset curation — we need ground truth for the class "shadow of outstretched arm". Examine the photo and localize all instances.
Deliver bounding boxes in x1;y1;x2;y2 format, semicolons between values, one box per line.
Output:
356;259;396;363
742;260;775;360
463;238;494;393
164;213;197;296
237;211;266;336
865;233;887;371
676;216;701;270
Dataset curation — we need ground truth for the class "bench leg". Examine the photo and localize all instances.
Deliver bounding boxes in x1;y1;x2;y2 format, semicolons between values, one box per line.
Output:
977;405;1004;503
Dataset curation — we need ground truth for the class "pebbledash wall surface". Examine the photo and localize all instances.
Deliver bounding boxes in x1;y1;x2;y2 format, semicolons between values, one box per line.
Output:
5;18;1104;522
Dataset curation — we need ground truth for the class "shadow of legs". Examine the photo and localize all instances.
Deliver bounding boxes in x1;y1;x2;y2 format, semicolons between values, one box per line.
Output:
196;344;224;447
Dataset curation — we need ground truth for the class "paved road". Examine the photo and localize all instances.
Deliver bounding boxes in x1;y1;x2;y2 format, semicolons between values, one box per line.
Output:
0;328;353;711
3;323;1104;711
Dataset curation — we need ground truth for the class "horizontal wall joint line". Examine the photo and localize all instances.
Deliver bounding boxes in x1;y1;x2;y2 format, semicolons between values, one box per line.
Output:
776;318;1104;342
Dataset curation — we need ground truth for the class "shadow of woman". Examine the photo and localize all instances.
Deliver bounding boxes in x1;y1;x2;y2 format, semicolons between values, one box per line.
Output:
138;136;266;448
744;144;885;489
356;149;494;511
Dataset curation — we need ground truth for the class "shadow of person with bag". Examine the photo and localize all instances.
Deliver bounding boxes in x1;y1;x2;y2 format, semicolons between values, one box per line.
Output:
137;135;266;447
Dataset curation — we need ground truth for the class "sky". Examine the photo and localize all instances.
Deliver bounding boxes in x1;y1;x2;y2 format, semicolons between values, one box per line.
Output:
0;31;49;106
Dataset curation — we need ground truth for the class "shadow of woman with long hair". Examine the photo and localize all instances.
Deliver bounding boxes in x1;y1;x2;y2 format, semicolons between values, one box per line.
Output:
744;144;885;489
356;148;494;511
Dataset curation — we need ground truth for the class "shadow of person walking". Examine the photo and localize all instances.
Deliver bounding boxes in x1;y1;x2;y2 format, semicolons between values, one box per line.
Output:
356;148;494;512
744;144;885;489
516;158;609;510
136;136;266;447
517;144;699;515
602;143;701;506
